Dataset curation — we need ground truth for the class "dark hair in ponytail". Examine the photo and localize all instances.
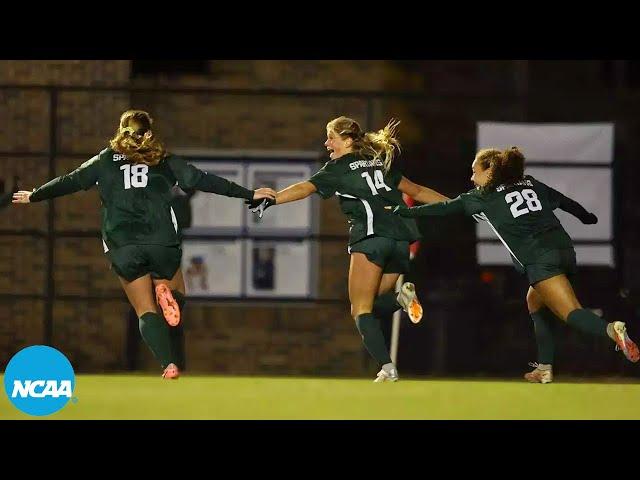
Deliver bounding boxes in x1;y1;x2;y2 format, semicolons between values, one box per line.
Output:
476;146;525;191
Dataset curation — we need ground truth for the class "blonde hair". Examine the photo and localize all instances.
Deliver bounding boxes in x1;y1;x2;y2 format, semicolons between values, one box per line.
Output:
109;110;167;166
326;116;401;173
476;146;525;190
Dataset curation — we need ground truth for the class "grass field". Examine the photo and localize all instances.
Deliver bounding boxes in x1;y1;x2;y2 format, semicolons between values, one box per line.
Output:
1;374;638;420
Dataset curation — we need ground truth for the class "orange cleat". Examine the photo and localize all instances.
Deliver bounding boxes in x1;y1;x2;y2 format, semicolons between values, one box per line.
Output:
155;284;180;326
162;363;180;379
397;282;423;324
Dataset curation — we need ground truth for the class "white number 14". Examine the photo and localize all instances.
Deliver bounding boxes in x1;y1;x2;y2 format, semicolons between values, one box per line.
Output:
361;170;392;195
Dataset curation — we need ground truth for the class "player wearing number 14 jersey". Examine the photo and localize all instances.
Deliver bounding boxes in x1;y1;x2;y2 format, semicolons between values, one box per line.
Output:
392;146;639;383
13;110;276;379
245;116;450;382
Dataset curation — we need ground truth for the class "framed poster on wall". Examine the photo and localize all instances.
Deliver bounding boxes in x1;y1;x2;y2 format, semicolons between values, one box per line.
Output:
244;239;314;298
246;163;315;236
181;239;243;297
181;161;245;236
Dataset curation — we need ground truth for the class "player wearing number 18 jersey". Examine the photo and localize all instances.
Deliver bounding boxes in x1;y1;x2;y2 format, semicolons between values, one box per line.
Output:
393;146;638;383
13;110;276;379
246;116;449;382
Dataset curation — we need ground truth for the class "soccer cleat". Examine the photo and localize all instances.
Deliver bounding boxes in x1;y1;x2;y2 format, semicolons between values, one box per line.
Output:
162;363;180;380
524;362;553;384
155;284;181;326
373;364;399;383
396;282;423;324
612;321;640;363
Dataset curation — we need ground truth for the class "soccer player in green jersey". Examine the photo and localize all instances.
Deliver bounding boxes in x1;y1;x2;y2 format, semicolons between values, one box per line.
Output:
391;146;639;383
248;116;448;382
13;110;276;379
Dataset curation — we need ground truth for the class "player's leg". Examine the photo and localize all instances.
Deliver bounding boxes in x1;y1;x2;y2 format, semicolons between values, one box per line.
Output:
373;241;422;323
524;287;555;383
118;274;178;377
148;246;187;370
348;237;402;382
373;273;401;319
533;274;639;362
153;268;187;370
389;240;421;323
149;246;184;327
348;251;399;381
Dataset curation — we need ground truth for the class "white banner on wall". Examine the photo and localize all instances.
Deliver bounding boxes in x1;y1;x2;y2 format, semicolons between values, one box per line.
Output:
476;122;614;267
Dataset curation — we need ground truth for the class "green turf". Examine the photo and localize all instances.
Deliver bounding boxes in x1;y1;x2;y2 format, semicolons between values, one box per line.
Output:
1;374;638;419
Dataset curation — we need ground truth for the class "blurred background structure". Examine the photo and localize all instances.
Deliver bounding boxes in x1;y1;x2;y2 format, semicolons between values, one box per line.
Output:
1;60;639;379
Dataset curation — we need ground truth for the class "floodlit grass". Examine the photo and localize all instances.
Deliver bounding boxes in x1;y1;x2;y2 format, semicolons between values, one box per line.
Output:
1;374;638;420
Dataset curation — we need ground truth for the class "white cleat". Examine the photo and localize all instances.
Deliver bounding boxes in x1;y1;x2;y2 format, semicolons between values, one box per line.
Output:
611;321;640;362
373;364;399;383
397;282;423;324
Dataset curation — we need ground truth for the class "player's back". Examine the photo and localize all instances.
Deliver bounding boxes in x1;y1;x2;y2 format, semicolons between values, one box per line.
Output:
476;175;574;264
95;148;180;250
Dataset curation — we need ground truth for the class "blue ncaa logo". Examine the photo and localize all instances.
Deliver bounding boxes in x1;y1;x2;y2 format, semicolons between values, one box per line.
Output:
3;345;75;416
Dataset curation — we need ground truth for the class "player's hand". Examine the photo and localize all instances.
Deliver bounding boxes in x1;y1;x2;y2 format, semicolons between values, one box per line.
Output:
385;205;412;217
245;197;275;218
583;213;598;225
12;190;34;204
253;188;276;201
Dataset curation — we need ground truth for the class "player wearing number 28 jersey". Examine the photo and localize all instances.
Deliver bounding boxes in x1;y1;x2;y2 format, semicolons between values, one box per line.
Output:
393;146;638;383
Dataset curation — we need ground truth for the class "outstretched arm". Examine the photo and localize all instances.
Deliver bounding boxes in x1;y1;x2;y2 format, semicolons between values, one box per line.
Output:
14;156;100;204
390;196;467;218
274;181;317;205
547;185;597;224
167;156;275;201
397;176;450;204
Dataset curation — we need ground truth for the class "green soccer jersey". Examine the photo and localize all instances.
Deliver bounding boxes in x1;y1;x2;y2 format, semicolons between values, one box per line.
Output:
30;148;254;250
397;175;596;267
308;153;420;245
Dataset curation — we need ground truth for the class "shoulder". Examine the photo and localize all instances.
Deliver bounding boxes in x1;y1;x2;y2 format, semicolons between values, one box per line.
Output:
459;188;487;204
97;147;126;163
161;153;183;166
462;187;482;199
315;159;340;174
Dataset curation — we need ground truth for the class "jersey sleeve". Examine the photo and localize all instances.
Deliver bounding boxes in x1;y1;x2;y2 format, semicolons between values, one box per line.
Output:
400;189;484;218
532;177;595;223
308;164;339;199
30;154;101;202
166;156;254;200
385;164;403;188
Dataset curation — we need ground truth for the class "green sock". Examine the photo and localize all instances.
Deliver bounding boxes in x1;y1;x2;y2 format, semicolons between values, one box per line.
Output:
373;291;401;319
355;313;392;366
169;290;186;370
531;308;556;364
566;309;609;338
139;312;174;368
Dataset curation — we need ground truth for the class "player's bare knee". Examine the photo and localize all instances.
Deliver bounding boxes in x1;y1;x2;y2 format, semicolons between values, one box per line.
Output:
526;289;543;313
351;304;373;319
